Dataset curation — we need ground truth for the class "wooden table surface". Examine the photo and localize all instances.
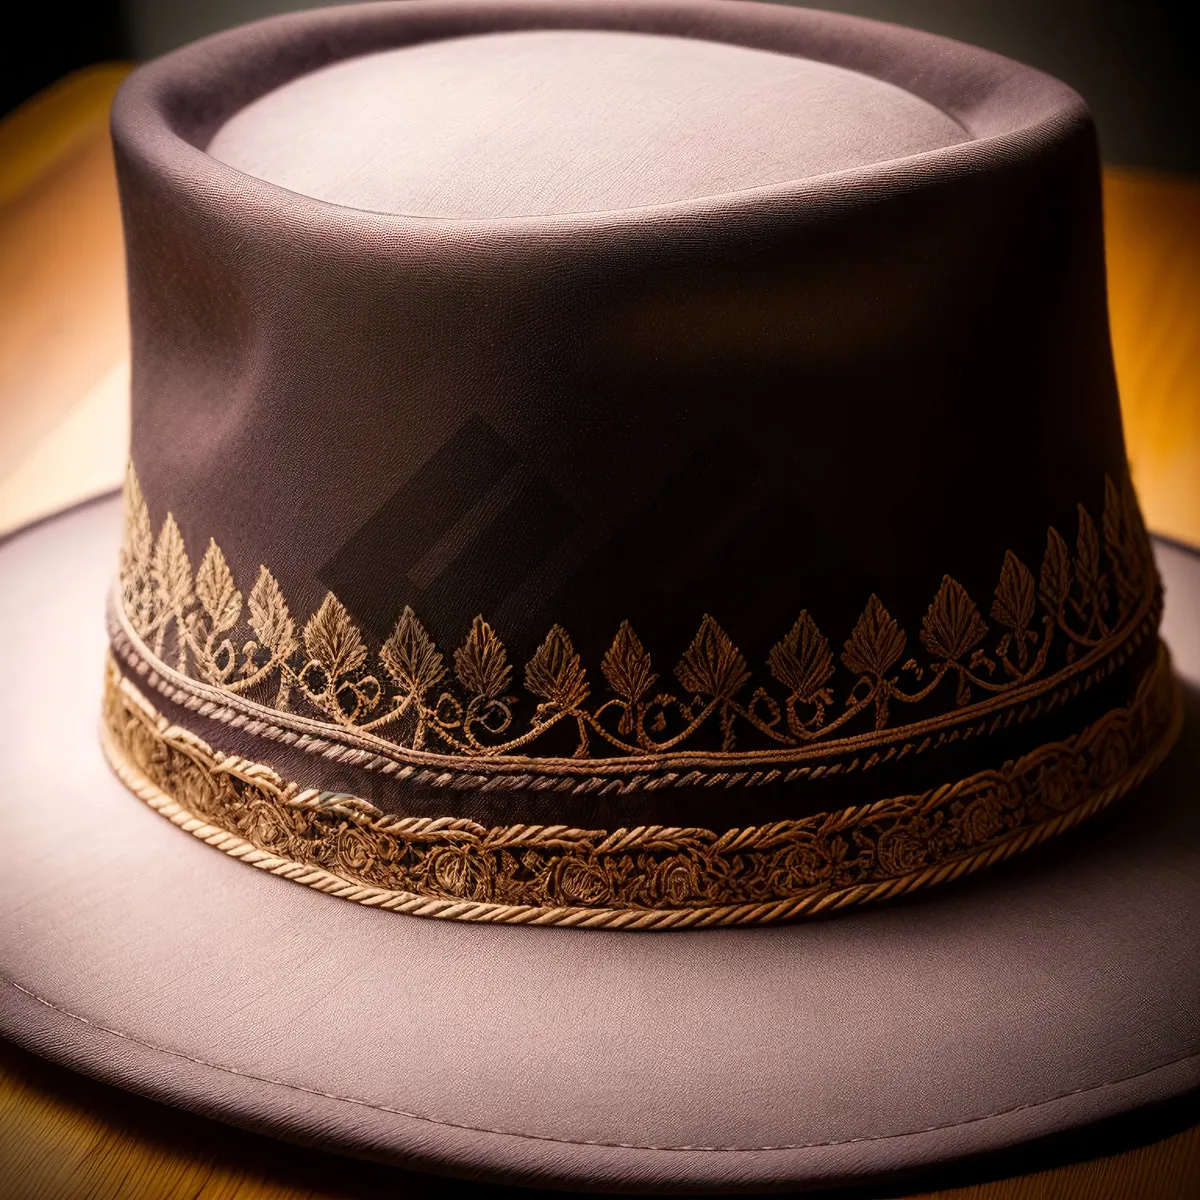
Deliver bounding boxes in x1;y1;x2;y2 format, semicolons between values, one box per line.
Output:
0;67;1197;1200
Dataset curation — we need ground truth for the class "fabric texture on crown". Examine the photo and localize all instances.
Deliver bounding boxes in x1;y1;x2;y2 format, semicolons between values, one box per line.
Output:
207;30;969;217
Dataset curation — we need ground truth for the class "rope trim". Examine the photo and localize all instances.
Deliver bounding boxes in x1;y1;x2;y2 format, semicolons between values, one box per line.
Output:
99;649;1183;929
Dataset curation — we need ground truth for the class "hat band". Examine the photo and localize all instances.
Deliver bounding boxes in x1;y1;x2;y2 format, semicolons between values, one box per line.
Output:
114;467;1162;790
100;646;1180;929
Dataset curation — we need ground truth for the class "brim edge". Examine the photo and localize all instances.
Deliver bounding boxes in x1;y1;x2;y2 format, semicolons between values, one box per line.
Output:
4;966;1199;1194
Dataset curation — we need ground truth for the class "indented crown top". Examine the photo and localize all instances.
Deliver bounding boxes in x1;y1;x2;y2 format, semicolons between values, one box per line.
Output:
207;29;967;218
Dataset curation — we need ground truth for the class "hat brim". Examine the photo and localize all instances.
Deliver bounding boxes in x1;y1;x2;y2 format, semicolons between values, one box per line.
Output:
2;495;1197;1194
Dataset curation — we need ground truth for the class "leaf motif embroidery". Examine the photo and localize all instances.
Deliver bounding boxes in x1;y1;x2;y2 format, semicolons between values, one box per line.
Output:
117;466;1159;764
601;621;657;705
1074;503;1101;617
768;611;834;700
454;616;512;700
842;594;906;679
1038;527;1071;615
525;625;590;711
195;539;243;635
1104;475;1145;618
119;463;155;636
921;576;988;663
303;594;368;679
991;551;1036;633
380;606;445;697
151;514;192;616
1103;476;1133;615
150;513;193;667
676;615;750;701
247;566;297;662
120;463;152;570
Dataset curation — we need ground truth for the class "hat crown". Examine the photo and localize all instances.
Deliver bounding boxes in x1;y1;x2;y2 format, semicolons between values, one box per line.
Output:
104;0;1177;925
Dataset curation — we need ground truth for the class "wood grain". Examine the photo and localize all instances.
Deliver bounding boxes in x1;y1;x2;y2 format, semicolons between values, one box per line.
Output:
0;67;1197;1200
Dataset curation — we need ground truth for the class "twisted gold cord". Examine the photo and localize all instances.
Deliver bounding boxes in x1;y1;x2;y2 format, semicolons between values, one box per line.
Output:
100;648;1182;929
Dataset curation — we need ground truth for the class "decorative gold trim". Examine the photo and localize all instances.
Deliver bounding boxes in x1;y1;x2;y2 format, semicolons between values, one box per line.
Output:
115;467;1160;780
101;647;1181;929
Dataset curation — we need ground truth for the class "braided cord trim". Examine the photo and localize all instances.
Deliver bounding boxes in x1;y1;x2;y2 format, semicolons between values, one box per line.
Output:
100;648;1182;930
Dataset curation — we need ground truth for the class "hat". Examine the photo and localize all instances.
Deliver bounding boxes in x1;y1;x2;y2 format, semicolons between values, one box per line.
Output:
2;0;1197;1191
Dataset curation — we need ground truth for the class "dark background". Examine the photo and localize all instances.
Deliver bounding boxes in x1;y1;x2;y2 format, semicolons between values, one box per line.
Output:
5;0;1198;171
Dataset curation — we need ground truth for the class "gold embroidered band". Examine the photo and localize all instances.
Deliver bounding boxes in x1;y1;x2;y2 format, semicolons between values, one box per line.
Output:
101;647;1181;929
115;467;1163;787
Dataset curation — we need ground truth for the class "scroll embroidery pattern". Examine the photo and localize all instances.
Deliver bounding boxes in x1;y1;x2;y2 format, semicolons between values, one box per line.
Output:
118;466;1156;765
101;649;1180;925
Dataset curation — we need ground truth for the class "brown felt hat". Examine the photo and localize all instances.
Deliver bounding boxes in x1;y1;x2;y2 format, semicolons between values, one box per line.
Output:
2;0;1198;1191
